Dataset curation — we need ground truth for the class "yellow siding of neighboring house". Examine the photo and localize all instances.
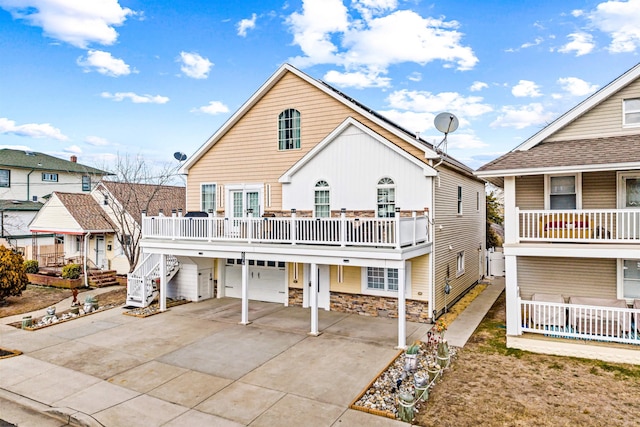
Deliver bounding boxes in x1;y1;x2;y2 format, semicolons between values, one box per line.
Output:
186;71;428;211
433;166;485;314
547;78;640;142
517;256;617;300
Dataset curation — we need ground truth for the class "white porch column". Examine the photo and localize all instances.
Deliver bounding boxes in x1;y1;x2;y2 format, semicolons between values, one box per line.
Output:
397;264;407;349
240;252;250;325
309;262;319;336
505;255;519;336
504;176;518;244
159;254;167;312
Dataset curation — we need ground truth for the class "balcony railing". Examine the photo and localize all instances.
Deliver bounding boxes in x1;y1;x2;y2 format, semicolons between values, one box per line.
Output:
517;208;640;243
141;212;430;249
519;298;640;345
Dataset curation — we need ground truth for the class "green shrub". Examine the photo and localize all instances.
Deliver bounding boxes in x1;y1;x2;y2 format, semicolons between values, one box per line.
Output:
62;263;82;280
0;246;28;303
24;260;39;274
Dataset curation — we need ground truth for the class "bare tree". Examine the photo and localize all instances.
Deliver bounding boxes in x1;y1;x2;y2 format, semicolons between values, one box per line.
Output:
95;154;185;273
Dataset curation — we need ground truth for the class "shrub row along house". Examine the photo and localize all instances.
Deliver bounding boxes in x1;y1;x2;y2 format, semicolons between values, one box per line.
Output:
476;62;640;364
132;64;486;348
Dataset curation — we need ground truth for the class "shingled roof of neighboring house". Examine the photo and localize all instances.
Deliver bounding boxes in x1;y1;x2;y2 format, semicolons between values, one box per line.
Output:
0;200;43;211
99;181;186;224
0;149;109;175
476;134;640;175
55;192;116;232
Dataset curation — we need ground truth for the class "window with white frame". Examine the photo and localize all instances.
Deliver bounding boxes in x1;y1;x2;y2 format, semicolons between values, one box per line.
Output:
548;175;578;209
201;183;216;212
377;177;395;218
457;186;463;215
623;98;640;127
314;180;330;218
82;175;91;191
456;251;465;276
278;109;301;150
0;169;9;187
42;173;58;182
366;267;398;291
622;259;640;299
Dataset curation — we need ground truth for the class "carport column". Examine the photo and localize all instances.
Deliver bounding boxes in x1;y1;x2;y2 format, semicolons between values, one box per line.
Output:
159;254;167;312
240;252;251;325
309;262;320;336
396;265;406;349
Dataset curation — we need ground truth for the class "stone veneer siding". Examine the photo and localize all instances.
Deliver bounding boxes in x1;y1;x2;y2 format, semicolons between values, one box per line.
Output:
288;288;431;323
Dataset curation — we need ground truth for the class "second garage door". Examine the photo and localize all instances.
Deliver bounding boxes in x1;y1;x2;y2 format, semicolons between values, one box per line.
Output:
224;259;287;304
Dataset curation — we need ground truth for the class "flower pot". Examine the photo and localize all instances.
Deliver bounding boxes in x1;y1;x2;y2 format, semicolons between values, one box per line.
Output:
437;340;450;368
404;353;418;372
46;306;56;316
397;391;415;422
21;316;32;329
414;373;429;402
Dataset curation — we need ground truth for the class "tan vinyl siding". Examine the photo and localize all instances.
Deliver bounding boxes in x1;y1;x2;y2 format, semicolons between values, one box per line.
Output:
582;170;617;209
548;79;640;142
433;166;486;314
410;254;430;301
186;72;428;211
515;175;544;209
517;257;617;300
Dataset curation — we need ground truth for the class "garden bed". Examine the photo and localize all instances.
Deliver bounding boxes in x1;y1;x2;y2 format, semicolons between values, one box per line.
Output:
123;299;190;317
26;273;83;289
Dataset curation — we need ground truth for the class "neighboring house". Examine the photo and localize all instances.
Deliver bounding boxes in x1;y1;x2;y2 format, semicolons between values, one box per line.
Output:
29;182;185;275
0;149;109;257
476;62;640;364
134;63;486;348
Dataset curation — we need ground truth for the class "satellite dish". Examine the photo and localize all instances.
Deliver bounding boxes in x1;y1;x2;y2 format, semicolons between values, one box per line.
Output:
173;152;187;162
434;112;459;135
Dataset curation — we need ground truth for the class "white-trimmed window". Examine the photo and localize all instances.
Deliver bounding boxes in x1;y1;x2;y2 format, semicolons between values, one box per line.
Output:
620;259;640;300
361;263;411;297
623;98;640;127
457;186;463;215
545;174;581;210
278;109;301;150
456;251;465;277
42;173;58;182
82;175;91;191
377;177;395;218
0;169;9;187
201;183;216;212
314;180;330;218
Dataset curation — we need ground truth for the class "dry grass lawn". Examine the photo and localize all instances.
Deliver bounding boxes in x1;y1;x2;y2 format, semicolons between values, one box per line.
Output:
415;293;640;427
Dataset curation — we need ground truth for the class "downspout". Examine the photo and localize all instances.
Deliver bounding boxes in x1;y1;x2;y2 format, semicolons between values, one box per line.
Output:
84;232;91;287
430;170;437;322
26;169;35;201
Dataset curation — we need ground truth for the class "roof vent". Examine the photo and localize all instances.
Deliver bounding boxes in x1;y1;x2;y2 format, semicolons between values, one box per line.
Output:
25;151;35;156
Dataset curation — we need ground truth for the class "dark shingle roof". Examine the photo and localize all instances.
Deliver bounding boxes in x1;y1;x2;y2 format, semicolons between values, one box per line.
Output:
100;181;186;224
55;192;116;232
0;149;108;175
476;134;640;174
0;200;43;211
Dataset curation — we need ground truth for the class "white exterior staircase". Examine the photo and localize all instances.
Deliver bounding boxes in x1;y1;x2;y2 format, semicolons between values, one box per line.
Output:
126;254;180;307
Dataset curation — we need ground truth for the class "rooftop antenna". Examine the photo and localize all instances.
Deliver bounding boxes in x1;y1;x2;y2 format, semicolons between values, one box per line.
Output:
433;112;459;157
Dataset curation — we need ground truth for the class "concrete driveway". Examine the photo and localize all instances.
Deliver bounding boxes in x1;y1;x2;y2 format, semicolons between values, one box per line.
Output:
0;297;432;426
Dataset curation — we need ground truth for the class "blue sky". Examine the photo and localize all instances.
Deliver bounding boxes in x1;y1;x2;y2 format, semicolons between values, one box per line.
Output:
1;0;639;172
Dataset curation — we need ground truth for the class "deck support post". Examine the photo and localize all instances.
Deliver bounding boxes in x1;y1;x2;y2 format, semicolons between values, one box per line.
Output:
397;264;406;349
159;254;167;312
240;252;250;325
309;262;320;336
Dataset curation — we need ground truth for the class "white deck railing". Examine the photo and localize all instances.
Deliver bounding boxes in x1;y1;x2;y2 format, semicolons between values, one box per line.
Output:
518;208;640;243
141;213;430;249
519;299;640;345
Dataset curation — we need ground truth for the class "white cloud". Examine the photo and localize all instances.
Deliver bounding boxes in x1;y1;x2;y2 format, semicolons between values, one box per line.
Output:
77;50;133;76
588;0;640;53
237;13;257;37
558;32;595;56
286;0;477;83
512;80;542;98
178;51;213;79
0;0;135;48
323;68;391;88
490;103;556;129
63;145;82;154
386;90;493;119
470;81;488;92
191;101;229;115
0;117;68;140
557;77;599;96
521;37;543;49
447;130;488;150
407;72;422;82
101;92;169;104
84;136;111;146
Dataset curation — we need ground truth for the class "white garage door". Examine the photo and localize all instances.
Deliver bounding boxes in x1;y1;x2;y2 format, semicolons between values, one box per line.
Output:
224;259;287;303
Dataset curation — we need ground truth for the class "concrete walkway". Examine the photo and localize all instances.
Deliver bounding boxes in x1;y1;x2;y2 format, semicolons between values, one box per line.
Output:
0;277;504;427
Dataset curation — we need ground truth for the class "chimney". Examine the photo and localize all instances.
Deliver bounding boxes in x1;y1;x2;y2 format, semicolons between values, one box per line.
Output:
70;155;77;163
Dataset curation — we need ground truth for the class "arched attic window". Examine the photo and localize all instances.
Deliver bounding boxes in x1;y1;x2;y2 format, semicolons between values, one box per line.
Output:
377;177;395;218
314;180;330;218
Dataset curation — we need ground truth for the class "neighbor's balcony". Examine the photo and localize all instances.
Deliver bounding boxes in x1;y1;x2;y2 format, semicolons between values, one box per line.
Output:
141;209;430;250
517;208;640;243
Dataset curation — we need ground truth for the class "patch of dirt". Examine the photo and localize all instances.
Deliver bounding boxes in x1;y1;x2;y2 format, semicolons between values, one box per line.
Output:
414;293;640;427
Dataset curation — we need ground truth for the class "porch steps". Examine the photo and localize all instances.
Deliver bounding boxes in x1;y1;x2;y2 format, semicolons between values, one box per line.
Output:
87;269;119;288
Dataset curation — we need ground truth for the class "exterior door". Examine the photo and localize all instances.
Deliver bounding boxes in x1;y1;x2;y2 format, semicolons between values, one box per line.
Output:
198;268;212;300
95;236;107;269
303;264;330;310
618;174;640;239
229;189;261;235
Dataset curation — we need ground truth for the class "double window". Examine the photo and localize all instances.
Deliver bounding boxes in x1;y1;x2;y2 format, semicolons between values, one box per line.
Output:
278;109;301;150
366;267;398;292
377;177;395;218
201;183;216;212
42;173;58;182
0;169;9;187
314;180;330;217
623;98;640;127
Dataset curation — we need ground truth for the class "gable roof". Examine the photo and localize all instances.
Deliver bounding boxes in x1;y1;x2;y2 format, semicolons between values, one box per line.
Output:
181;63;475;176
0;149;109;175
98;181;186;224
279;117;437;183
30;192;116;234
